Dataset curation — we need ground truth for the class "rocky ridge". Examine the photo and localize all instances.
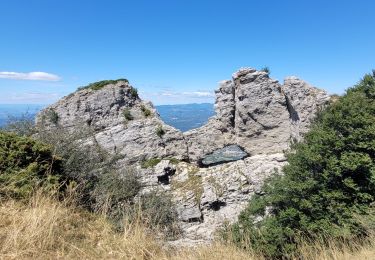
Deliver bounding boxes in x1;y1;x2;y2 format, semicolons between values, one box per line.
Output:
36;80;188;164
185;68;330;162
36;68;330;243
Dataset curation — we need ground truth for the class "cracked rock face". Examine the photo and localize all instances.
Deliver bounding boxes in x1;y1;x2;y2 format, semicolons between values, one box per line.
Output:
185;68;330;162
35;80;189;164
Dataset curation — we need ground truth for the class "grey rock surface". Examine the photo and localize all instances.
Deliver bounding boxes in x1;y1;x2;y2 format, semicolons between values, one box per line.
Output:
184;68;330;162
169;154;287;241
36;81;189;164
201;145;248;166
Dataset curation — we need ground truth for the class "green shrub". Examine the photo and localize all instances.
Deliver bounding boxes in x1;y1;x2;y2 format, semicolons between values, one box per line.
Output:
122;108;134;121
156;125;165;138
141;158;162;168
77;79;129;91
91;169;141;218
36;126;118;207
46;109;59;124
261;66;270;74
136;191;180;238
140;105;152;117
166;157;180;165
228;71;375;258
130;87;138;98
0;131;64;199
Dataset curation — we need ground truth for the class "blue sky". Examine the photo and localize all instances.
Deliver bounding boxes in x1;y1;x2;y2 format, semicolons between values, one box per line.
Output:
0;0;374;105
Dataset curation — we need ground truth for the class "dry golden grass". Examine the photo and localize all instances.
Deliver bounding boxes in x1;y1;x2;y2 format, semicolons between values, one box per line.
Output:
0;193;256;260
294;236;375;260
0;194;166;259
0;192;374;260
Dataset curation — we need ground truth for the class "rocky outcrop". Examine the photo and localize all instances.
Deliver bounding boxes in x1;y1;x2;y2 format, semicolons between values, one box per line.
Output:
36;80;189;164
36;68;331;244
184;68;330;162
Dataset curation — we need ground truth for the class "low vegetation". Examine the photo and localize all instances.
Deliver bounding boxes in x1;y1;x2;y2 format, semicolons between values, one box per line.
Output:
0;131;64;200
77;78;129;91
141;158;162;168
122;108;134;121
156;124;166;137
46;108;59;124
130;87;139;98
261;66;270;74
141;104;152;117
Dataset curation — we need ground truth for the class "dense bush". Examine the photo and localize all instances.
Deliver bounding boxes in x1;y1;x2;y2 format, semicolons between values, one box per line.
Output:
228;71;375;258
37;126;179;237
0;131;64;199
36;127;119;208
91;169;141;218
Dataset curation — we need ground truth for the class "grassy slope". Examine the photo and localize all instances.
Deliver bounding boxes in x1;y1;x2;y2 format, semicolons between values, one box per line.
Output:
0;193;374;259
0;193;254;260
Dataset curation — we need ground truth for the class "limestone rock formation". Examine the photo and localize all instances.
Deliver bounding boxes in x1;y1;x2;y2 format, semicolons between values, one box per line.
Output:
36;80;189;164
184;68;330;162
35;68;331;244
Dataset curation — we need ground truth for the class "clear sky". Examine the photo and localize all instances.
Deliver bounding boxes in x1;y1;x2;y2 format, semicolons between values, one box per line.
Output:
0;0;374;105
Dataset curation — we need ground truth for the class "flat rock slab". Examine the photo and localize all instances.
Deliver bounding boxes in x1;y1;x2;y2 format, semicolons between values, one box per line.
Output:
201;145;248;166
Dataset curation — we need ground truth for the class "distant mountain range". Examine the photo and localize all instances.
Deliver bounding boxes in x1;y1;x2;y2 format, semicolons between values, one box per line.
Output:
156;103;215;132
0;104;45;128
0;103;215;132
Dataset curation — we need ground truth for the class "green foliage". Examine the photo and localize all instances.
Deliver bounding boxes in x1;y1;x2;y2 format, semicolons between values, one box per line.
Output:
166;157;180;165
37;126;121;207
156;125;165;138
136;191;181;238
261;66;270;74
78;79;129;91
46;109;59;124
141;158;162;168
91;169;141;219
122;108;134;121
130;87;138;98
228;72;375;258
140;105;152;117
0;131;63;199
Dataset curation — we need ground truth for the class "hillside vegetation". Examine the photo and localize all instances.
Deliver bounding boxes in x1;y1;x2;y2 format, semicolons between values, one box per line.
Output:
227;71;375;258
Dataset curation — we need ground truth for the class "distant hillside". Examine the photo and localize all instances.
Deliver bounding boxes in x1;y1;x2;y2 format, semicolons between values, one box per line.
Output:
156;103;215;132
0;103;215;132
0;104;45;127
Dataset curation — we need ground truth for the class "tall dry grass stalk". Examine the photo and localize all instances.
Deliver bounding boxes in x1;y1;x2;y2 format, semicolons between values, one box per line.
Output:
294;235;375;260
0;192;165;259
0;192;256;259
0;192;374;259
